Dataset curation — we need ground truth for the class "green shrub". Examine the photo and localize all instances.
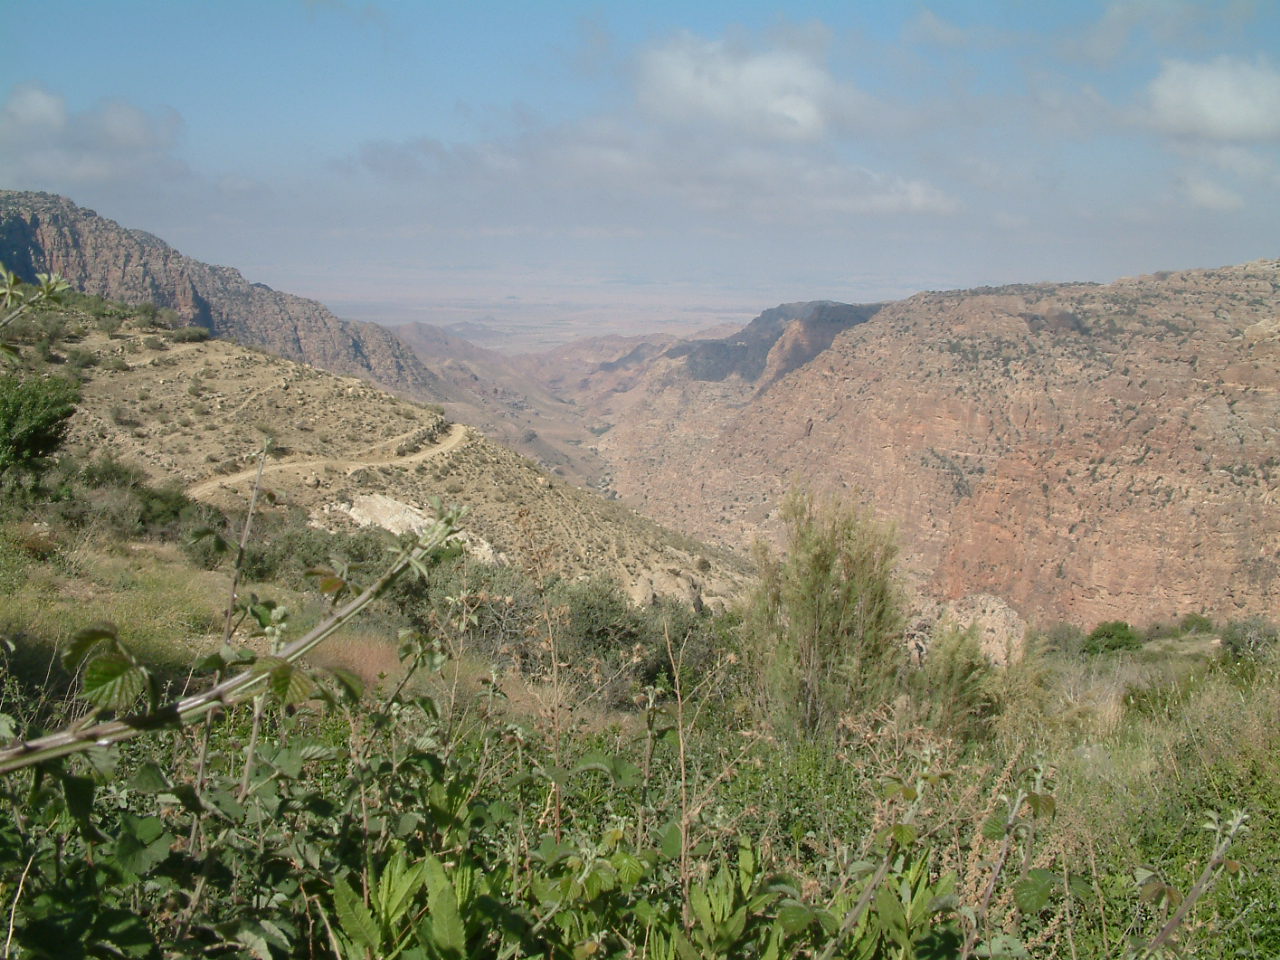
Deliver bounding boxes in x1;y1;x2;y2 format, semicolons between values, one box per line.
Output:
1084;619;1141;654
169;325;211;343
0;374;79;476
740;490;906;736
1180;611;1215;634
910;623;1000;742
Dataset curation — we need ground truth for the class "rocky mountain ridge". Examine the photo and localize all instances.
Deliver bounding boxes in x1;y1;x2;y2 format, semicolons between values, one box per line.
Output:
0;190;448;403
535;262;1280;628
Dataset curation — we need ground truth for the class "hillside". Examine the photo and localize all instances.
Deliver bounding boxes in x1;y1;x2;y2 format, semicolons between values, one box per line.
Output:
0;190;450;404
534;263;1280;628
60;323;746;608
386;320;611;489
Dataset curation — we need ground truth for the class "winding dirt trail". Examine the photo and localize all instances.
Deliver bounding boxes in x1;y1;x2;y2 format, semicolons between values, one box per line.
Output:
185;422;470;500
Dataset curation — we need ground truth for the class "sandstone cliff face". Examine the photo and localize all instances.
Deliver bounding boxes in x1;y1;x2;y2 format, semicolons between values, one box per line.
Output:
0;191;447;402
549;264;1280;628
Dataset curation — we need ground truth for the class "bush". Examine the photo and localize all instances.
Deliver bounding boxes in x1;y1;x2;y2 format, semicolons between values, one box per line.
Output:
0;374;79;476
909;623;1000;742
1180;612;1214;634
1221;616;1278;660
740;490;906;737
169;325;211;343
1083;620;1141;654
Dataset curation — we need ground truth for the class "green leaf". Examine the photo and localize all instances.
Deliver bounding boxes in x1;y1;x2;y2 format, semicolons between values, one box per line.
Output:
891;822;918;848
689;885;715;935
63;623;118;671
328;666;365;702
82;654;148;712
981;814;1008;841
613;851;646;887
60;773;96;825
114;814;173;876
659;820;683;860
249;599;281;630
128;762;170;794
257;659;315;705
306;567;349;596
777;901;816;934
375;853;426;929
334;875;381;951
1013;869;1057;915
1026;792;1056;818
188;526;229;554
974;933;1029;958
421;854;466;956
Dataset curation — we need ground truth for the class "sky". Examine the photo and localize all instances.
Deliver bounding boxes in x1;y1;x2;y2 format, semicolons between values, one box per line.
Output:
2;0;1279;342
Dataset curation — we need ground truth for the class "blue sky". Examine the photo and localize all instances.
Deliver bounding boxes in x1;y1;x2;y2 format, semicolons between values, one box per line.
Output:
3;1;1278;340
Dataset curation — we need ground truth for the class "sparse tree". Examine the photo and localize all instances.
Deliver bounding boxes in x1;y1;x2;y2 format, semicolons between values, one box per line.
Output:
741;490;906;737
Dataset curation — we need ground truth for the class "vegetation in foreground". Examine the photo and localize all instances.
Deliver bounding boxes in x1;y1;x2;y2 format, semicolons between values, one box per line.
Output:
0;274;1276;958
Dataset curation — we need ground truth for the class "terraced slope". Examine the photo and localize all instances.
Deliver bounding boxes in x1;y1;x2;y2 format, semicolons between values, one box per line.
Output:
62;326;748;609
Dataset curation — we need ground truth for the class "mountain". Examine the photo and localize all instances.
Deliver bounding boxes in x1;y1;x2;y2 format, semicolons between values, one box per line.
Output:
534;263;1280;628
57;319;746;608
0;190;448;403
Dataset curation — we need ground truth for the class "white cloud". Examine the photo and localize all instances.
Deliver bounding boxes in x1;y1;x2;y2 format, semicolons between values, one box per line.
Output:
2;84;66;128
1145;56;1280;140
349;28;954;231
635;32;875;141
1180;175;1245;210
0;82;186;186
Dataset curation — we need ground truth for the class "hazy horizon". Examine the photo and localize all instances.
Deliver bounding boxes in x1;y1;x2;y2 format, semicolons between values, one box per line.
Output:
3;1;1278;342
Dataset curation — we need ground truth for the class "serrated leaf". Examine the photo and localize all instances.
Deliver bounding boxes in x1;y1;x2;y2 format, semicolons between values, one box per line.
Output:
60;773;96;824
1026;792;1056;818
376;853;426;928
82;654;147;712
333;875;380;950
194;651;228;673
249;600;280;630
63;623;118;671
267;663;315;705
421;854;466;955
974;933;1029;958
613;851;646;887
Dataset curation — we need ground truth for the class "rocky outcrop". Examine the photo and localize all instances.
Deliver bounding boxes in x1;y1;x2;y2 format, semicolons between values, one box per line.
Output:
544;263;1280;629
0;190;448;402
663;301;879;384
